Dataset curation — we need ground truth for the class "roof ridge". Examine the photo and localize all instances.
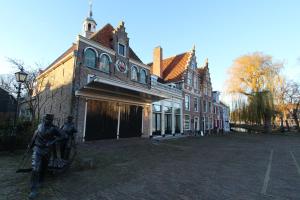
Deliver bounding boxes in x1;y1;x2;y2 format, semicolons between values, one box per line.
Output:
162;51;189;62
89;23;115;39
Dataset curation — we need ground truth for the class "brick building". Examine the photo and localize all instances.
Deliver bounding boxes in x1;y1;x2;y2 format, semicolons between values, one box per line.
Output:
33;5;228;141
34;6;183;141
149;46;199;134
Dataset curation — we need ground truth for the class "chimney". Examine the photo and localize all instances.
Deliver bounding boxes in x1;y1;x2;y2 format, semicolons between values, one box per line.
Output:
152;46;163;77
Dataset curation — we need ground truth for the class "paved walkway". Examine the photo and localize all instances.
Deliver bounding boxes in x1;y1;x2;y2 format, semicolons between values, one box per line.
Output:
1;133;300;200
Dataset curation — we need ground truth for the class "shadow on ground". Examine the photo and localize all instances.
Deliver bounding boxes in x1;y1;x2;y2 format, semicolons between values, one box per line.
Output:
1;133;300;200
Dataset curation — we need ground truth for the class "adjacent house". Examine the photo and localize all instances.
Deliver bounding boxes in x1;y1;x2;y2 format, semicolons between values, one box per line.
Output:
0;86;17;122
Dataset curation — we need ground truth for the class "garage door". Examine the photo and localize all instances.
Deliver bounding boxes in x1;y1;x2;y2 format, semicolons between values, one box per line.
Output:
85;100;118;141
119;105;143;138
85;100;143;140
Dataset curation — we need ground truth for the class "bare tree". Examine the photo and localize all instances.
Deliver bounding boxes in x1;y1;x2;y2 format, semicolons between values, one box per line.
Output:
7;58;60;122
0;74;16;92
285;81;300;130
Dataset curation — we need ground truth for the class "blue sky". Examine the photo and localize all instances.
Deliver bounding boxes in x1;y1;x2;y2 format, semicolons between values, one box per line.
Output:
0;0;299;102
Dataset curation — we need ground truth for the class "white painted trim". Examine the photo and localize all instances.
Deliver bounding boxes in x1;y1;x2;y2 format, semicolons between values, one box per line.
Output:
99;52;112;62
130;65;138;81
194;97;199;112
77;35;116;55
82;100;88;142
118;42;126;57
75;90;149;106
115;59;128;73
184;94;190;111
184;114;191;130
91;75;169;99
84;46;99;58
161;101;165;136
171;100;175;134
149;104;153;137
129;59;151;70
117;105;121;139
139;68;147;84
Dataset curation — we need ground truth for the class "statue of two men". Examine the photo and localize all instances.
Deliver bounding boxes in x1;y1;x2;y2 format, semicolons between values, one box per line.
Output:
28;114;77;199
60;116;77;160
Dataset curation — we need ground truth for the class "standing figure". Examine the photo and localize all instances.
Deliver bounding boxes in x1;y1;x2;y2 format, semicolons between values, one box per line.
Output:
60;116;77;160
28;114;63;199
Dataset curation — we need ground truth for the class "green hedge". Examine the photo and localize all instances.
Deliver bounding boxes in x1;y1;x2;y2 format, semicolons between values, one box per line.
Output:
0;119;38;151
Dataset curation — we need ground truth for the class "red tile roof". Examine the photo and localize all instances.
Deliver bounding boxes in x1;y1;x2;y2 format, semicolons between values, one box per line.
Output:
161;52;190;82
90;24;114;49
90;23;143;63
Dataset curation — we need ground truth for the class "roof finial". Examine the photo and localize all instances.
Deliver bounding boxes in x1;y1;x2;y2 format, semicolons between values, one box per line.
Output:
205;58;209;67
89;0;93;18
192;44;196;51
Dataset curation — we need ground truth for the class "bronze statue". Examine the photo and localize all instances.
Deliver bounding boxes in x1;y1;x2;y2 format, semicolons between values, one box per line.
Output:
28;114;64;199
60;116;77;160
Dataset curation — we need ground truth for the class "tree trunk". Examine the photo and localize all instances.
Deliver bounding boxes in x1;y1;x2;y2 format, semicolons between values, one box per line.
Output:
280;115;284;132
292;109;300;131
286;120;290;132
264;115;272;134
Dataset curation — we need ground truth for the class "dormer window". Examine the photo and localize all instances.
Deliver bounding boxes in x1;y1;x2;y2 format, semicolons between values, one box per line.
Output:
118;43;126;56
99;54;111;73
84;48;97;68
131;66;138;81
140;69;147;84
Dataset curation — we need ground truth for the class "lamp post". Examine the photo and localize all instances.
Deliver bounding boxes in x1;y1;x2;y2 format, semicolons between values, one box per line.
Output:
10;67;28;150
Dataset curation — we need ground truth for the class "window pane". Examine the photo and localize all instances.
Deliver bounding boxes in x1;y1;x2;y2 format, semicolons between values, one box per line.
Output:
163;106;172;113
84;49;96;68
184;115;190;130
131;67;138;81
194;97;198;111
99;54;110;72
153;104;161;112
185;95;190;110
140;70;147;84
118;44;125;56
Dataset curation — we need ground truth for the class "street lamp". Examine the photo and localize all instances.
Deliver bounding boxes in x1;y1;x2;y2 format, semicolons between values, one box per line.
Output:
10;67;28;150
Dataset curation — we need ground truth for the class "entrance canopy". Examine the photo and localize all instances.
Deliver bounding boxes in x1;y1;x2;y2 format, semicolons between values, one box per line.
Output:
75;76;167;104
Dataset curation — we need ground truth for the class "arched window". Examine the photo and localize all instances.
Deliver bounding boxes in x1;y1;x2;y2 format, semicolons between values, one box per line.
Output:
99;54;111;73
131;66;138;81
140;69;147;84
84;48;97;68
88;23;91;31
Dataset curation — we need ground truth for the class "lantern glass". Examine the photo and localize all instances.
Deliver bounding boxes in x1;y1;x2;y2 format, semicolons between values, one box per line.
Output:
15;70;28;83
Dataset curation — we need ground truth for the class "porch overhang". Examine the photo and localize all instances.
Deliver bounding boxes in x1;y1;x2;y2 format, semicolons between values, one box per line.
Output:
75;77;167;104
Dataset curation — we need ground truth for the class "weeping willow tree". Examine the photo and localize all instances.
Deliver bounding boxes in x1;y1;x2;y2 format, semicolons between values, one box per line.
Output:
226;52;282;133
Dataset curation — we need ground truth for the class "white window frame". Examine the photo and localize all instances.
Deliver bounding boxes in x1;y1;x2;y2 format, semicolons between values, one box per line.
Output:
194;75;198;88
187;72;192;86
99;53;112;73
184;115;190;130
194;97;198;112
84;47;98;68
118;42;126;57
131;65;138;81
185;94;190;111
139;69;147;84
